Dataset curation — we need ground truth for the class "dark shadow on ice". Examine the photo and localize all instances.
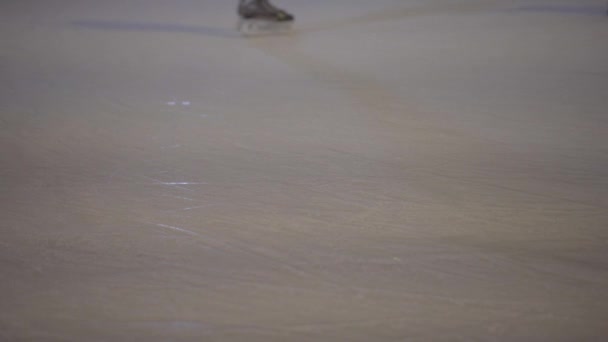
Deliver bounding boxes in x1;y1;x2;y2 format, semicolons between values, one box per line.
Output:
508;5;607;16
71;20;240;39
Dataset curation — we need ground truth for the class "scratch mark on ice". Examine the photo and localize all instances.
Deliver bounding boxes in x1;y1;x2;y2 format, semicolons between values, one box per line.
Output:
152;223;201;237
165;204;213;212
162;194;197;201
138;175;195;192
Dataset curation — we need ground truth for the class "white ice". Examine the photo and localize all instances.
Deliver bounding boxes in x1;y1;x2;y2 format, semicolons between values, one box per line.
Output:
1;0;607;341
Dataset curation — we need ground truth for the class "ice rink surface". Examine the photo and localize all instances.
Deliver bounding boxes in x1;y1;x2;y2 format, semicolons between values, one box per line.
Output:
1;0;608;340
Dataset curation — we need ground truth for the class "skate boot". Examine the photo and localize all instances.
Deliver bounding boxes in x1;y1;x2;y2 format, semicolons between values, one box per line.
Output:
237;0;294;35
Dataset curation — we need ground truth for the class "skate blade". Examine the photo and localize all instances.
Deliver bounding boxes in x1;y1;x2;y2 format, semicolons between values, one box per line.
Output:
237;19;293;37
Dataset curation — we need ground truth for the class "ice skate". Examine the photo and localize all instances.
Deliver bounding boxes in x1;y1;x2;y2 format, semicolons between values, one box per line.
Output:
237;0;294;36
